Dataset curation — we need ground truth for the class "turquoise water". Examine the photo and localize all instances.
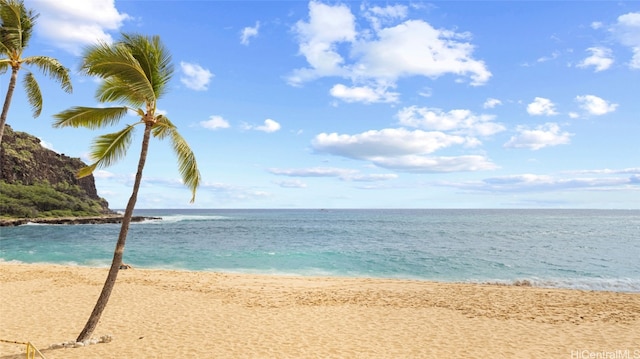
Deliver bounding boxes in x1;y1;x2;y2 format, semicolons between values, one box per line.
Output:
1;209;639;292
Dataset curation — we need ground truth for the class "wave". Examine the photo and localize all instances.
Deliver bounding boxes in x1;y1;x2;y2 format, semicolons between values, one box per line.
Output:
150;215;232;223
22;222;48;226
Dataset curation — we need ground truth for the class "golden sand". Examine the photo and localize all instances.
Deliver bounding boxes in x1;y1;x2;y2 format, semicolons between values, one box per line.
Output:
1;263;638;358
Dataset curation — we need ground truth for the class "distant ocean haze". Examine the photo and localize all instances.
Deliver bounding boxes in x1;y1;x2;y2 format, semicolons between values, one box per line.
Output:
1;209;639;292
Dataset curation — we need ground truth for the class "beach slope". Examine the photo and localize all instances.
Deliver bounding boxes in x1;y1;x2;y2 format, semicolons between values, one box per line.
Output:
1;264;638;358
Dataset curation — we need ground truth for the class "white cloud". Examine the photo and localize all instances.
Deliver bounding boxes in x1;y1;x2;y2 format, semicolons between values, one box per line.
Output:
577;47;614;72
198;182;272;203
344;173;399;182
631;48;640;69
418;87;433;98
527;97;558;116
313;128;468;158
483;98;502;109
504;123;572;150
329;84;399;103
288;2;491;95
537;51;560;63
609;12;640;69
311;128;496;173
93;170;115;179
288;1;356;84
363;4;408;31
351;20;491;86
568;167;640;175
397;106;505;136
200;115;230;130
269;167;357;178
250;119;281;133
38;138;55;151
575;95;618;116
269;167;399;182
27;0;130;54
180;62;213;91
241;21;260;45
370;155;497;173
441;172;636;193
274;180;307;188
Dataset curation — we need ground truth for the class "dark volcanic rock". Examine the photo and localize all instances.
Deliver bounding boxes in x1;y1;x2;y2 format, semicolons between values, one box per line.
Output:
0;125;113;217
0;216;161;227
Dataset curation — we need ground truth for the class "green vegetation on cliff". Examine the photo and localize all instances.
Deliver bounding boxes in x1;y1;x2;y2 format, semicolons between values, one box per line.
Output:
0;181;109;217
0;125;113;218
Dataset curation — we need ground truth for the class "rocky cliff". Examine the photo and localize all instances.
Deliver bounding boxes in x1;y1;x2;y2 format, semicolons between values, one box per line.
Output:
0;125;113;218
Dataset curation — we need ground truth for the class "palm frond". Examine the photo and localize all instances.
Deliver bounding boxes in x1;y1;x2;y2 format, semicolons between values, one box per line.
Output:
81;41;155;102
0;60;8;74
120;33;173;99
96;76;145;106
77;163;98;179
84;124;137;174
0;40;10;56
22;71;42;117
151;115;176;139
53;106;129;129
23;55;72;93
0;0;37;51
170;129;201;203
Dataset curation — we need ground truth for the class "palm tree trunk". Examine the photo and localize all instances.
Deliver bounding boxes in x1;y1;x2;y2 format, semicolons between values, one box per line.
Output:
76;123;153;343
0;66;19;146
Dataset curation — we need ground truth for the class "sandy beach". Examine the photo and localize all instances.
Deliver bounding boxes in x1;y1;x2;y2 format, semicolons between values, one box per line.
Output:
1;263;638;358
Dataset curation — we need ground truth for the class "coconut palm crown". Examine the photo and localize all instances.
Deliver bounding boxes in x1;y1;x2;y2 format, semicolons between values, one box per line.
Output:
0;0;73;144
53;33;200;201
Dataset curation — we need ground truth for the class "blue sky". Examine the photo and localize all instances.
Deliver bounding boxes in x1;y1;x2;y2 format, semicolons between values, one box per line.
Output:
5;0;639;209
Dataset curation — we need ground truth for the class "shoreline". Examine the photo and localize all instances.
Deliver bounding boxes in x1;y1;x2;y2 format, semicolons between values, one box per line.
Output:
1;260;637;294
1;263;639;358
0;215;161;227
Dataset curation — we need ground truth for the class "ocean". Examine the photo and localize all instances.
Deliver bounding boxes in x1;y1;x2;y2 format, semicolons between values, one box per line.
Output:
1;209;639;292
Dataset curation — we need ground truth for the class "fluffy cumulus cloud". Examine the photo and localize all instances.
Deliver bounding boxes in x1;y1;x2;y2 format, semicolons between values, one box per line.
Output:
396;106;505;137
329;84;399;103
27;0;130;54
244;119;281;133
504;123;572;150
363;4;408;31
577;47;614;72
311;128;497;173
527;97;558;116
575;95;618;116
241;21;260;45
609;12;640;69
350;20;491;86
180;62;214;91
483;98;502;109
307;103;507;173
313;128;468;158
200;115;230;130
288;1;356;84
288;1;491;103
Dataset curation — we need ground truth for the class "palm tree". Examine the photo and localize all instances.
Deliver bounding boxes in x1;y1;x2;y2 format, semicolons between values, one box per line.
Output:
53;33;201;342
0;0;72;145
